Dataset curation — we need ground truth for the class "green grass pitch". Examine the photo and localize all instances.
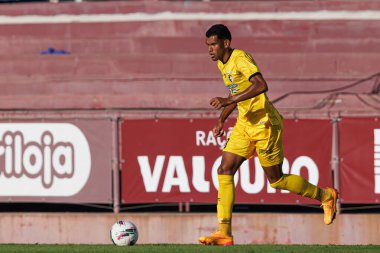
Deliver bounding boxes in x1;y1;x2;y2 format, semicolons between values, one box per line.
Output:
1;244;379;253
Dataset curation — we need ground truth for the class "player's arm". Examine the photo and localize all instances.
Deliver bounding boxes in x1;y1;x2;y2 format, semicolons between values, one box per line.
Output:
228;73;267;104
210;73;267;109
212;94;237;137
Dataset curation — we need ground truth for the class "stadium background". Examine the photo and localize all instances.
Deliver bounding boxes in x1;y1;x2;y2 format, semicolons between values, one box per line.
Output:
0;0;379;245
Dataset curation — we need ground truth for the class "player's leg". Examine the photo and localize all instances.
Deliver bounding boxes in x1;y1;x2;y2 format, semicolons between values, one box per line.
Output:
263;163;320;200
217;151;245;236
198;151;245;246
199;124;253;246
263;164;338;225
257;124;338;225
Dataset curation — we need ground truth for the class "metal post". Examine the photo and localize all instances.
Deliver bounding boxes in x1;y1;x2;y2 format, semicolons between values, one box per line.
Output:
185;202;190;212
112;116;120;213
331;117;341;213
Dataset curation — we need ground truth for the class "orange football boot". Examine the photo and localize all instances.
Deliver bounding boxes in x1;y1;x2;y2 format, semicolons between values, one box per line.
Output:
198;231;234;246
321;187;338;225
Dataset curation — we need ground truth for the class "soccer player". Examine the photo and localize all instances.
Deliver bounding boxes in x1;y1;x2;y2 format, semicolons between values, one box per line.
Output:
198;24;338;246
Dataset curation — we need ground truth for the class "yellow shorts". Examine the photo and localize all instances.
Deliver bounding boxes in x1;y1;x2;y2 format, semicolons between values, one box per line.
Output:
223;121;284;167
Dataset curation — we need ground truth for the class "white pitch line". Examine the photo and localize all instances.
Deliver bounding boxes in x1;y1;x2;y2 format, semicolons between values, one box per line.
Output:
0;10;379;24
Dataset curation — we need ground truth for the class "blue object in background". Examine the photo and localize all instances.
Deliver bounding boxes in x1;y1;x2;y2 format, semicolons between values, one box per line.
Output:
40;47;70;55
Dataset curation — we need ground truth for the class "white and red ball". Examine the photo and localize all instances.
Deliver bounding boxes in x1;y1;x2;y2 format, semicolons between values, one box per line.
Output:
110;220;138;246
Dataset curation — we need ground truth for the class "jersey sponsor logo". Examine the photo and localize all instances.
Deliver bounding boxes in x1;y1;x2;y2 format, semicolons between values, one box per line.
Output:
0;123;91;196
226;84;239;95
225;71;240;94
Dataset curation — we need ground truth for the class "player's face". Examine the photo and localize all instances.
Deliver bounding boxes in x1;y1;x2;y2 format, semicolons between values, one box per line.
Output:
206;35;228;61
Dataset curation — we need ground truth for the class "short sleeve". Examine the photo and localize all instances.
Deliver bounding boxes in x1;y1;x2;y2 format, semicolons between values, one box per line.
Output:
235;52;260;80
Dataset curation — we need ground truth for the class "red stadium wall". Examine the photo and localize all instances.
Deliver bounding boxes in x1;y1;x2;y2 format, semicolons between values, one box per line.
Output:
0;118;113;203
1;113;380;207
121;118;333;205
1;212;380;245
0;0;378;205
0;0;378;112
0;0;379;245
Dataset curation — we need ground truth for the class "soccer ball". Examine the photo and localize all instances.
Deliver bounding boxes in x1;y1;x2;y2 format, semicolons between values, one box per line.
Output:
110;220;139;246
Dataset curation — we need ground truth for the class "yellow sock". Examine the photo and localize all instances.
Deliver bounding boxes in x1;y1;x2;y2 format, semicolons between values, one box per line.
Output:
217;174;234;236
270;174;320;200
319;188;332;202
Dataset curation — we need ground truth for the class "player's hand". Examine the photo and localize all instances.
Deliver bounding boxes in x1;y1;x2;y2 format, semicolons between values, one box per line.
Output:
212;121;224;137
209;97;228;109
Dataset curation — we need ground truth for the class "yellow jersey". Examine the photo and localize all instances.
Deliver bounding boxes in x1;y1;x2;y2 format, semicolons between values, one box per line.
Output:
217;49;282;127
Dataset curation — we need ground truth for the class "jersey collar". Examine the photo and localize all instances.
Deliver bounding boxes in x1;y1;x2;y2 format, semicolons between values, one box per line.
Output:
221;48;235;64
